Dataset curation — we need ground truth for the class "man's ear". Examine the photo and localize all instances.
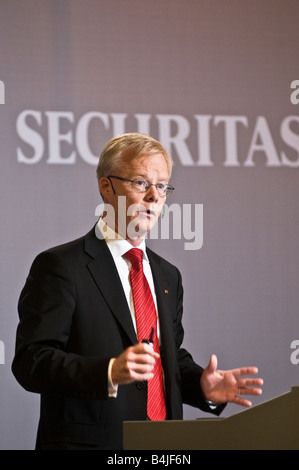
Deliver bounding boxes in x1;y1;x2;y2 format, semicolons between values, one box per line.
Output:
99;177;112;200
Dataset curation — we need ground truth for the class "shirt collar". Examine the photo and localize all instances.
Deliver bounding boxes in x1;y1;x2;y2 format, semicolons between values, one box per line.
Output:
96;218;149;262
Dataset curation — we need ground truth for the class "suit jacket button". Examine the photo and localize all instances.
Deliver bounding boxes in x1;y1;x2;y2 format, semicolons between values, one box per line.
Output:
136;381;144;390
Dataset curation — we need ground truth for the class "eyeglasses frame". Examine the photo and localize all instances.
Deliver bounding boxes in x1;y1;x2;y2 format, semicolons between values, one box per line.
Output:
107;175;174;197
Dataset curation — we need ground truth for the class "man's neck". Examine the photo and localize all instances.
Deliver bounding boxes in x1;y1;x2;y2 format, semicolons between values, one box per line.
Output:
125;236;145;247
100;216;146;247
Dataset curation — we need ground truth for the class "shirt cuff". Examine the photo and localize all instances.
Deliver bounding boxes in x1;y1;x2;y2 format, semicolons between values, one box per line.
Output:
108;358;118;398
206;400;218;410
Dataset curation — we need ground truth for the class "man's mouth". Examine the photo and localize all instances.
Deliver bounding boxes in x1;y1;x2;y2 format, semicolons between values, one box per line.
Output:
137;208;157;219
145;209;156;217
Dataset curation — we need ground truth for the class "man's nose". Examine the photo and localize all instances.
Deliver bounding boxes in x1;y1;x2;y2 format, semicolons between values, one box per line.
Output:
145;184;160;202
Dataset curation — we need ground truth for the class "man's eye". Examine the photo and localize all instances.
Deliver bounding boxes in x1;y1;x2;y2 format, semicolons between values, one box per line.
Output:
135;180;147;187
157;184;165;190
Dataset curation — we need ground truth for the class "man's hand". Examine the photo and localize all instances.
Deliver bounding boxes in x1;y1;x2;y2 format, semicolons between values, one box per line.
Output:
200;354;264;407
111;343;160;385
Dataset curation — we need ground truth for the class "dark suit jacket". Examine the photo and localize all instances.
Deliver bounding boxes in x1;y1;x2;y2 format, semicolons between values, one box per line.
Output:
12;226;224;450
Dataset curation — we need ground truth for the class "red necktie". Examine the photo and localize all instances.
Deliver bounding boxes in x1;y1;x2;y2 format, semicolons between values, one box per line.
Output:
125;248;166;421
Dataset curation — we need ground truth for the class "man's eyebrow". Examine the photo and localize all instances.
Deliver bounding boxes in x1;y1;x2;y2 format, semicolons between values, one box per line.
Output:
132;174;169;182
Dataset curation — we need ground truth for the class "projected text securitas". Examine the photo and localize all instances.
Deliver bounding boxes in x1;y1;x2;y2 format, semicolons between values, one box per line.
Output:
16;111;299;167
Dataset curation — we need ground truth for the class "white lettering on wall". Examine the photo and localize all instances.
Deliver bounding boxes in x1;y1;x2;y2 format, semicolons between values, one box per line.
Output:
46;111;76;164
0;80;4;104
290;80;299;105
280;116;299;167
156;114;194;166
17;110;44;164
0;340;4;364
214;115;248;167
16;111;299;167
290;340;299;365
244;116;281;167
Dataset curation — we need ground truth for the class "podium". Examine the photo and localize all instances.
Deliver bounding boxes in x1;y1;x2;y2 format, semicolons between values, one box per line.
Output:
123;386;299;450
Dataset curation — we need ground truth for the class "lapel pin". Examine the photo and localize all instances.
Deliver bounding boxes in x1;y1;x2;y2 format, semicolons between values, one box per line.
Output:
164;289;168;294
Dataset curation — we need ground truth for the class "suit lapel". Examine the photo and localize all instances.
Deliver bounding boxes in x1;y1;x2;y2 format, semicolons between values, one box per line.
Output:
83;227;175;350
84;227;137;345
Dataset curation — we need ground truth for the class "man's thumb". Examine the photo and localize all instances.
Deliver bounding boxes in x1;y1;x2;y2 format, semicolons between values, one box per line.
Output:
207;353;218;372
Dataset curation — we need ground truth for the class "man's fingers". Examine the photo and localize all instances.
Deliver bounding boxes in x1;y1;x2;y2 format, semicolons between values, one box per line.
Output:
234;376;264;406
231;366;259;377
127;350;156;365
127;357;155;373
238;377;264;387
112;358;153;384
112;343;160;385
237;385;263;396
234;397;253;407
133;342;160;359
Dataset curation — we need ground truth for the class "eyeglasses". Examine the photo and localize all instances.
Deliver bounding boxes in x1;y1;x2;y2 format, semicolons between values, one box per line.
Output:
107;176;175;197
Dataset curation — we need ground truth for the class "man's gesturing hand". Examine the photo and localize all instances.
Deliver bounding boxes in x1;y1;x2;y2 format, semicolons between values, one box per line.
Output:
200;354;264;407
111;343;160;385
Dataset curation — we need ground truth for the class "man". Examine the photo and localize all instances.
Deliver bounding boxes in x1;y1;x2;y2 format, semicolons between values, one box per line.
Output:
12;133;263;450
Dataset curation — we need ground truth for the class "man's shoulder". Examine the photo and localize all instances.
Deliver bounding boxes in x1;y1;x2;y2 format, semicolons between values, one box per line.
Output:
146;246;180;274
32;226;99;265
43;231;89;255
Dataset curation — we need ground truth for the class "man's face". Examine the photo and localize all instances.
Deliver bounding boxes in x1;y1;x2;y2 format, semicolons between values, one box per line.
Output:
100;152;169;244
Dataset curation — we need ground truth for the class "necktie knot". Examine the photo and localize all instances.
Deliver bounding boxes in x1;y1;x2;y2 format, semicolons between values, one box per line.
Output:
125;248;143;266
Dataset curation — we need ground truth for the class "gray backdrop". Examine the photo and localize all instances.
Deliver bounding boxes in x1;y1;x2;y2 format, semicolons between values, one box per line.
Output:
0;0;298;450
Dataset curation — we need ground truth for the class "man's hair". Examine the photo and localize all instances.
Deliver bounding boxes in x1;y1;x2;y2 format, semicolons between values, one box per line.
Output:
96;133;172;183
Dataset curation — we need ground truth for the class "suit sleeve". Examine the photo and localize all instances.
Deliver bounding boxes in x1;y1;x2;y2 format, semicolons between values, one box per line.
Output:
12;250;110;400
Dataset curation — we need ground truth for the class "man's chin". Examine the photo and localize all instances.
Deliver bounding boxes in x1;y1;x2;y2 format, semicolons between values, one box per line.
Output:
126;218;157;240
